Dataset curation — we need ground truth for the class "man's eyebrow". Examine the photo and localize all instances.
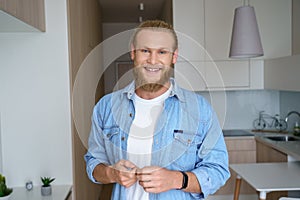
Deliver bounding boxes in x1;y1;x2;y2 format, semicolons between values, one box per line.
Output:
139;46;172;51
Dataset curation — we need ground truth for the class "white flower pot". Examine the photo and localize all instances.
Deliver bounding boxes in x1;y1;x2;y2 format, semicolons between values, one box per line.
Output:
41;186;52;196
0;193;12;200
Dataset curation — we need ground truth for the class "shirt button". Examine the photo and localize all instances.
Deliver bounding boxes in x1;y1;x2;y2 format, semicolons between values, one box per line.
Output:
129;113;132;117
121;137;125;141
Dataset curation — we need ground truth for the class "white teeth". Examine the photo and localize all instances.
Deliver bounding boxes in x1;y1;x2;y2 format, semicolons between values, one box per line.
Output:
145;67;161;72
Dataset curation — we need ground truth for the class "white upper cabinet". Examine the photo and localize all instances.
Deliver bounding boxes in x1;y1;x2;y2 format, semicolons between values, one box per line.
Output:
252;0;292;59
173;0;207;91
173;0;292;91
205;0;241;61
205;61;250;89
173;0;205;61
205;0;291;60
264;54;300;92
293;0;300;55
174;61;206;91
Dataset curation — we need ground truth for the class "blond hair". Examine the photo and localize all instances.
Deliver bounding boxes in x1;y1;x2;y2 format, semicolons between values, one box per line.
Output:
131;20;178;51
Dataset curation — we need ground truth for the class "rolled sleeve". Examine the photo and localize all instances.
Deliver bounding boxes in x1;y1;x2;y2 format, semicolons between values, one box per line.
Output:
190;170;209;199
191;139;230;198
84;153;102;183
191;112;230;198
190;168;212;199
84;105;109;184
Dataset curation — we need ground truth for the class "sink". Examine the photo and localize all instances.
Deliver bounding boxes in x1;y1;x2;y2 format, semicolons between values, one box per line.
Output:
265;135;300;142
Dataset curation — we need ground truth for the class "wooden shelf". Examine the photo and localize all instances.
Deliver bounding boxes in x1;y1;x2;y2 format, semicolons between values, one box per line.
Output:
10;185;72;200
0;0;45;32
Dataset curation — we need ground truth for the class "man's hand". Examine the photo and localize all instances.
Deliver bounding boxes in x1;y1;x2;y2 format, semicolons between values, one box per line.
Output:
111;160;138;188
136;166;182;193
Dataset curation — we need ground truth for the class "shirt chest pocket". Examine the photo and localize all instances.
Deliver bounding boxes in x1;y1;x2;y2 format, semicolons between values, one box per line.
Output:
102;126;125;162
103;127;120;141
170;130;203;171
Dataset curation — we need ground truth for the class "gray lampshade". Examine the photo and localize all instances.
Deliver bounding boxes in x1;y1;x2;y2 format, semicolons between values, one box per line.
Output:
229;5;264;58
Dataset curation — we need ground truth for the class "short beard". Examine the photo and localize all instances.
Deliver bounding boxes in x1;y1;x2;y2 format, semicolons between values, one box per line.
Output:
133;64;172;93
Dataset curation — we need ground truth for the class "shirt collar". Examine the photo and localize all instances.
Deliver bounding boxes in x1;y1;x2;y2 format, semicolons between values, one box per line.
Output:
122;78;186;102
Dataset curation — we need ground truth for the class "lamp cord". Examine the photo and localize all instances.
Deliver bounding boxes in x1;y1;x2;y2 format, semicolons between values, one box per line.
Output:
243;0;250;6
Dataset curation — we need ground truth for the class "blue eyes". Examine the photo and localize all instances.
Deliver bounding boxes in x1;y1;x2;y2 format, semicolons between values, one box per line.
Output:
138;49;171;56
159;50;168;55
140;49;150;53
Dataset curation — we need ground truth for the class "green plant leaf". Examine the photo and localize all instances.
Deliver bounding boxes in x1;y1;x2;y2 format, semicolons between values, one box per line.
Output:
0;174;12;197
41;177;55;187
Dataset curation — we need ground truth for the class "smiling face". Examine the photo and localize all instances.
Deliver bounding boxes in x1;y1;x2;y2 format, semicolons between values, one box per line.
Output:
131;29;178;92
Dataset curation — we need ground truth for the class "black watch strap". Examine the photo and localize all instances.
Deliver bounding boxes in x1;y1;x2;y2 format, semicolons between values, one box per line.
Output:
178;171;188;190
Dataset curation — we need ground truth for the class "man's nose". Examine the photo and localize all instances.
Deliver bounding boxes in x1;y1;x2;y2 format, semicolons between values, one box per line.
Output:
148;52;159;64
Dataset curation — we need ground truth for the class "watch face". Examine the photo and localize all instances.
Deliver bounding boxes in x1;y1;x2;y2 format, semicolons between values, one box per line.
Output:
26;181;33;191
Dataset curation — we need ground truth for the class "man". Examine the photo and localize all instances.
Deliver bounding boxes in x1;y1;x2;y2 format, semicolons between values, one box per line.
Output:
85;20;230;199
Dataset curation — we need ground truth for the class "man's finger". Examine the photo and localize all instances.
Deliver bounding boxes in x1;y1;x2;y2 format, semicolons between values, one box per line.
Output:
122;160;137;170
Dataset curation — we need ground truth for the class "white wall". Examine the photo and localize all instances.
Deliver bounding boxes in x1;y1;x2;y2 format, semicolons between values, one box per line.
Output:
0;0;72;187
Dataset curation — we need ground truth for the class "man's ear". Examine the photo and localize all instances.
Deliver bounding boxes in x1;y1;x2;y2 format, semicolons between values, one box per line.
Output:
172;49;178;64
130;44;135;60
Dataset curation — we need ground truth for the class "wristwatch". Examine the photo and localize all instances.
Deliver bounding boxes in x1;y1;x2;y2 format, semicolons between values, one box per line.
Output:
178;171;188;190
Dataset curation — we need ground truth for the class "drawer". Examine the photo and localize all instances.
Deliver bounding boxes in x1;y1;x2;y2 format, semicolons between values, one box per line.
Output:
225;138;256;151
228;151;256;164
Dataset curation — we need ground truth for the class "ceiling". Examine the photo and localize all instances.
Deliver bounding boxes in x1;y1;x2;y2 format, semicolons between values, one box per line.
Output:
99;0;167;23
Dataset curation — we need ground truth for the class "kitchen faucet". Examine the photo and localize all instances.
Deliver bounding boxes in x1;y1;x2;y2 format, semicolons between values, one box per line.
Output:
285;111;300;122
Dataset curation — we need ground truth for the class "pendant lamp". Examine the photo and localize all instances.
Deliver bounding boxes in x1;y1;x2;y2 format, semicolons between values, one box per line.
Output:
229;1;263;58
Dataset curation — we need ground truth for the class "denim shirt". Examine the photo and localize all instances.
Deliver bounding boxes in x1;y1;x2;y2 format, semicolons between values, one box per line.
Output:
84;78;230;200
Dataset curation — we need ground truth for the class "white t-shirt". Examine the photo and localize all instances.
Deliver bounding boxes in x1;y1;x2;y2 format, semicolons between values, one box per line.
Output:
126;86;172;200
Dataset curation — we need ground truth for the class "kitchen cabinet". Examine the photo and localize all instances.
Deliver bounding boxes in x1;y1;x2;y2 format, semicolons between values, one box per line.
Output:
251;0;292;59
293;0;300;55
173;0;252;91
174;61;206;91
215;137;256;195
173;0;291;91
205;60;250;89
205;0;291;60
256;140;287;163
172;0;205;62
264;54;300;92
174;60;252;91
204;0;240;61
0;0;45;32
172;0;206;91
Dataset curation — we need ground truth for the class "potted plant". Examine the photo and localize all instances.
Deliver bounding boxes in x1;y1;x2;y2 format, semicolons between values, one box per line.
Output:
40;177;55;196
0;174;13;200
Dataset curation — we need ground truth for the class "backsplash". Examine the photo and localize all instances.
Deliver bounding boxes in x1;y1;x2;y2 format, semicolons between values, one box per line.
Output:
198;90;280;130
280;91;300;132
